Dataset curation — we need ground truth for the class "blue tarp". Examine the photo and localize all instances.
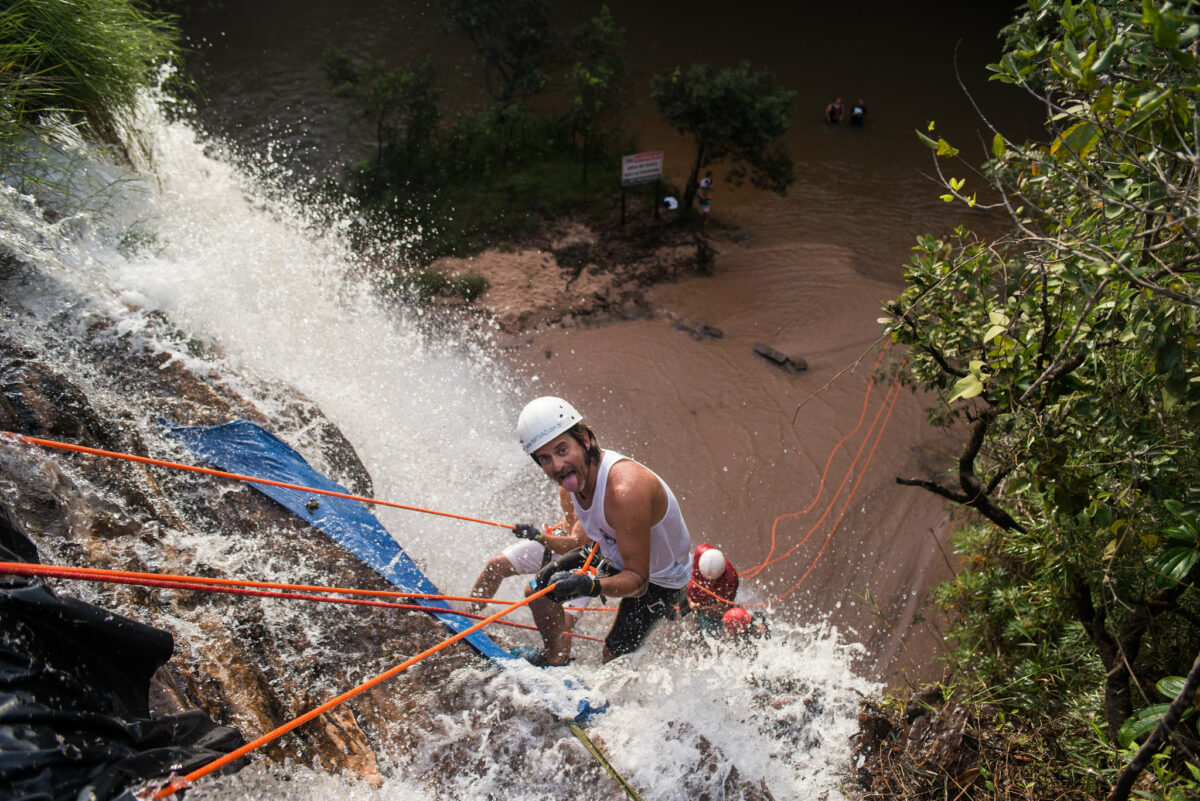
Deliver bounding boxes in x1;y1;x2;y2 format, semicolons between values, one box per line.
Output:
163;419;602;723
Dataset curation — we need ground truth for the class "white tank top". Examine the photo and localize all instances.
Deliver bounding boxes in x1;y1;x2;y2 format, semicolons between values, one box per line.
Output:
570;450;692;589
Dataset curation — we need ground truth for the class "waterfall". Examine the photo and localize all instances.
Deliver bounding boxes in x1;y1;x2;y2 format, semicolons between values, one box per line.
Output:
0;92;878;800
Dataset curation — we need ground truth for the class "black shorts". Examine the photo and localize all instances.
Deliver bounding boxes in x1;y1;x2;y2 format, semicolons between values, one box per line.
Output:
606;582;687;658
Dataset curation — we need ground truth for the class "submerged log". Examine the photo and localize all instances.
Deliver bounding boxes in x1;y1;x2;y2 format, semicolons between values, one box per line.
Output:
753;343;808;374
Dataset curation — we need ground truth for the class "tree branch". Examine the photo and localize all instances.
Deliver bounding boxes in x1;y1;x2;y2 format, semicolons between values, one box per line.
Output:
1108;648;1200;801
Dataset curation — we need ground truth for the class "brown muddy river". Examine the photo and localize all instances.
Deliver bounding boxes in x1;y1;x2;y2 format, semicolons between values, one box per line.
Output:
178;0;1040;680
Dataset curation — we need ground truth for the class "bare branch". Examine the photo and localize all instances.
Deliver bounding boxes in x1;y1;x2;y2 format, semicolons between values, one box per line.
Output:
1108;649;1200;801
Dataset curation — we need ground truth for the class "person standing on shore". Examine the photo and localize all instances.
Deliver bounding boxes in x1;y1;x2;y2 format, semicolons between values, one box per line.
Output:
697;171;714;225
516;396;693;666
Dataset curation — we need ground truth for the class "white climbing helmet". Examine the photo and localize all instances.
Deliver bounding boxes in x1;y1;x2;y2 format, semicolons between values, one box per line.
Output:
698;548;726;580
517;396;583;454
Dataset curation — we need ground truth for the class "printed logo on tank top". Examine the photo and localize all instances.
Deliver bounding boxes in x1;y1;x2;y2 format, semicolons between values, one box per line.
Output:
599;525;616;546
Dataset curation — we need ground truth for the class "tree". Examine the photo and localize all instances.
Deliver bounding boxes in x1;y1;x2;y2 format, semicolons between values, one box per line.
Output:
563;5;630;185
321;47;439;174
881;0;1200;791
438;0;552;105
651;61;795;212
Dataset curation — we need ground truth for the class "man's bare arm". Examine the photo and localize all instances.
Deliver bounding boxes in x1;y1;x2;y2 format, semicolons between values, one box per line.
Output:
597;461;665;598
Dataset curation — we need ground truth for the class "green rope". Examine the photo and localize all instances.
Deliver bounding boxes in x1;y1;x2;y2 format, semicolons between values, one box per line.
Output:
566;719;645;801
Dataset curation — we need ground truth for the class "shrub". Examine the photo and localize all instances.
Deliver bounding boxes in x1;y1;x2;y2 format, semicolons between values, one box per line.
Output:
455;273;489;302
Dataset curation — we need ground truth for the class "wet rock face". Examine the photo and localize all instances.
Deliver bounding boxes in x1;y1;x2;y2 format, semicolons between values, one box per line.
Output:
0;259;446;782
1;343;115;447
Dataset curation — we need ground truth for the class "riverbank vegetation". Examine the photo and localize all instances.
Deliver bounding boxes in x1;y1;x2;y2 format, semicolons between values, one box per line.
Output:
0;0;177;187
316;0;797;275
872;1;1200;798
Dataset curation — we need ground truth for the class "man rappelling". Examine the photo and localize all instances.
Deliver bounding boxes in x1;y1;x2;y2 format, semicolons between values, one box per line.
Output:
512;396;693;666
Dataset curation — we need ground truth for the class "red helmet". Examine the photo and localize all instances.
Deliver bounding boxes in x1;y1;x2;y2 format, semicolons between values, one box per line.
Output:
722;607;752;634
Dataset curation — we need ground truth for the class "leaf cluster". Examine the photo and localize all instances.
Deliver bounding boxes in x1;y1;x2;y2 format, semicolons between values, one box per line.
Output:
564;5;631;185
881;1;1200;794
321;47;440;169
437;0;553;104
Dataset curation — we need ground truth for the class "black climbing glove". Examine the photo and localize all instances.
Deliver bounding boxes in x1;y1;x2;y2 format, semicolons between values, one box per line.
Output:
546;571;601;603
512;523;540;540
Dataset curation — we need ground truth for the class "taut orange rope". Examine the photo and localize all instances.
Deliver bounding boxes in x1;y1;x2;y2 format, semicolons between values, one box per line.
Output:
0;562;604;643
152;583;559;798
1;560;477;602
2;432;514;530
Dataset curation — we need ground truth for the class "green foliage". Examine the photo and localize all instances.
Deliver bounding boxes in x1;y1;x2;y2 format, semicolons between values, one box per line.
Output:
437;0;552;103
564;5;630;185
0;0;177;146
651;61;795;210
332;89;617;261
1150;500;1200;589
882;0;1200;790
322;47;439;171
455;272;489;302
395;268;451;303
391;267;490;304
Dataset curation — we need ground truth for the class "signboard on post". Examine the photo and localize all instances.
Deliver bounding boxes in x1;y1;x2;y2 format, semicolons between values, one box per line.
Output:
621;151;663;186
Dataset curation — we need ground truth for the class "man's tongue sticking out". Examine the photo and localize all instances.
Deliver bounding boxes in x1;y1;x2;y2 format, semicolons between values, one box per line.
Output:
560;470;580;493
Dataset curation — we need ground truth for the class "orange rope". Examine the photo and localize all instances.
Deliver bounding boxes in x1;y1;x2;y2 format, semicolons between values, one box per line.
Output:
742;349;888;579
580;542;599;574
745;381;901;608
0;560;478;603
684;369;901;614
748;381;899;578
152;583;559;798
2;432;514;530
0;562;604;643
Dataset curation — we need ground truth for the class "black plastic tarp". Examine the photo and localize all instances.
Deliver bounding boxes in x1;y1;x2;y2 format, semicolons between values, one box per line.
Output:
1;508;243;801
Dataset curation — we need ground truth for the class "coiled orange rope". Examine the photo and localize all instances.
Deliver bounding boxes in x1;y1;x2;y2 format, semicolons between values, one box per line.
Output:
687;358;901;611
